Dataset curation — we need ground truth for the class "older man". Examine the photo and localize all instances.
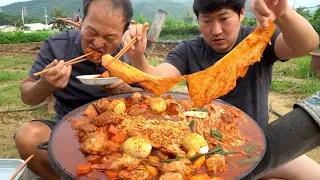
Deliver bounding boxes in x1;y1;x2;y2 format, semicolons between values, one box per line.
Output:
14;0;141;179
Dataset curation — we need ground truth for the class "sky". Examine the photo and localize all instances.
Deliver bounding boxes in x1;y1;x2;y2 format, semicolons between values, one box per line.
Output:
0;0;319;8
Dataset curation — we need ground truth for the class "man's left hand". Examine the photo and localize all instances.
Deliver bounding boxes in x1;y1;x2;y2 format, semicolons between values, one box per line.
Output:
250;0;288;27
100;79;143;96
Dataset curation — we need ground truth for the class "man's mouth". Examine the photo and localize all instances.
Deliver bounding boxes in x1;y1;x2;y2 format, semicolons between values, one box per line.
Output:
213;38;224;42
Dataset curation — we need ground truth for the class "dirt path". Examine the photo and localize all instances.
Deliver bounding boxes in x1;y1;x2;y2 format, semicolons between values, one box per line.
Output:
268;92;300;122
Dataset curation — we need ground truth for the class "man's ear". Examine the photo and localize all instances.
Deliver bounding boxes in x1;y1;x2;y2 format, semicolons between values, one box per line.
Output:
239;7;245;22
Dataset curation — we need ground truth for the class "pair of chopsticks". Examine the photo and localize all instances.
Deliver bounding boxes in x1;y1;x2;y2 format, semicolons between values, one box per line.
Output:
105;36;137;67
10;154;34;180
34;35;137;76
33;52;93;76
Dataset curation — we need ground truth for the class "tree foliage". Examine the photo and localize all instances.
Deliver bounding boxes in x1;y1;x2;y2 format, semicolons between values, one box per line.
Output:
50;5;75;31
0;12;41;29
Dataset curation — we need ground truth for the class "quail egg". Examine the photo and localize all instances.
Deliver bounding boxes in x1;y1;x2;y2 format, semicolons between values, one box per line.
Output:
123;137;152;158
108;99;126;114
150;98;167;113
182;133;209;154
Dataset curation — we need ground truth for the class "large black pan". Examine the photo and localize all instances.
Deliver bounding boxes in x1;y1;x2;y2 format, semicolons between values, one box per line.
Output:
47;92;266;180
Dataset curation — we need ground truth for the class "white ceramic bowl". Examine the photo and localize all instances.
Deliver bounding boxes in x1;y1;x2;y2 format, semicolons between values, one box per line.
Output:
76;74;119;86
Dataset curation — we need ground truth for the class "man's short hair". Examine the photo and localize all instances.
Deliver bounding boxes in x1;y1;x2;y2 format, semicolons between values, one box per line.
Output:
83;0;133;31
193;0;245;18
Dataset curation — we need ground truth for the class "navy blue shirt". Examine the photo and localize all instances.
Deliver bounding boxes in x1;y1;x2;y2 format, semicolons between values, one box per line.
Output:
165;26;281;130
29;30;132;121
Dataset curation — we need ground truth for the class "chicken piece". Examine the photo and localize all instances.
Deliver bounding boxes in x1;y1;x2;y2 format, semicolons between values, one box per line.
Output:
150;98;167;113
141;158;160;167
100;71;110;78
111;153;142;171
86;154;101;162
108;99;126;114
166;99;182;115
205;154;227;174
178;100;193;111
158;151;169;160
93;98;110;114
161;144;186;158
82;104;99;118
77;124;98;143
80;128;108;155
85;47;103;62
127;130;145;138
127;104;149;116
119;166;152;180
90;111;125;127
162;94;174;100
73;118;97;142
159;172;183;180
101;152;123;164
142;94;152;100
71;118;91;130
159;158;195;178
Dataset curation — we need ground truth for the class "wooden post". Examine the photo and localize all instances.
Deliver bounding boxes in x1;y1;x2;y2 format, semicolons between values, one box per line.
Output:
146;9;168;56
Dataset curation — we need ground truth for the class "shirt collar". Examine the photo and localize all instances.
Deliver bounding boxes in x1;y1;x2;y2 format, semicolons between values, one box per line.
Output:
72;31;84;59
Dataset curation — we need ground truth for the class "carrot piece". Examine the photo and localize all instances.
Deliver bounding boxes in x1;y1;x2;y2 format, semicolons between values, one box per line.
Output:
193;155;205;170
111;132;125;143
190;174;211;180
105;171;119;178
107;140;120;151
76;163;91;175
107;125;119;136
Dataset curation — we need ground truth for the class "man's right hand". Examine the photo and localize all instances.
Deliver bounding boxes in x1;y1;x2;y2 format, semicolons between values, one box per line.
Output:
122;23;149;62
40;59;72;90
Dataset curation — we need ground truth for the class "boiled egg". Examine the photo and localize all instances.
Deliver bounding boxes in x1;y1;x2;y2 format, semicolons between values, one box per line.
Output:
150;98;167;113
123;137;152;158
182;133;209;154
108;99;126;114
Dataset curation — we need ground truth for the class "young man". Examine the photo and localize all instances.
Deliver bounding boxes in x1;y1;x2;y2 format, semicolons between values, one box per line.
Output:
123;0;320;179
15;0;142;179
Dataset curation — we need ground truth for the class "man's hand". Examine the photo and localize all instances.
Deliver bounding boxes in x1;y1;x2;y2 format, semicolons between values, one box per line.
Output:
100;79;143;96
250;0;288;27
122;23;149;60
39;59;72;91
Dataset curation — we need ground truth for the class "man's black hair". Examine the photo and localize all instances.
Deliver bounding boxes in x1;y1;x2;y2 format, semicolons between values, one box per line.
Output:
193;0;246;17
83;0;133;31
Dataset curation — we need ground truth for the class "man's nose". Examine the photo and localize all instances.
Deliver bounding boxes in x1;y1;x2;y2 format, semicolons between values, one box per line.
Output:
211;23;223;36
93;37;106;49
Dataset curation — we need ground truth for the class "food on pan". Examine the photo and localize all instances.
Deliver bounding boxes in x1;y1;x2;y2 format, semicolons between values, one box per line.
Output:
72;92;264;179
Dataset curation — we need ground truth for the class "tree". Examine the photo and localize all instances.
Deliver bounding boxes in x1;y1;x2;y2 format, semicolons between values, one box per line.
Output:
311;7;320;36
183;10;193;23
50;5;73;31
242;17;256;26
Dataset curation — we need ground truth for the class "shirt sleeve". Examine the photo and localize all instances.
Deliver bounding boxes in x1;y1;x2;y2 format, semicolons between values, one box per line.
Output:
28;36;56;80
164;41;189;75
